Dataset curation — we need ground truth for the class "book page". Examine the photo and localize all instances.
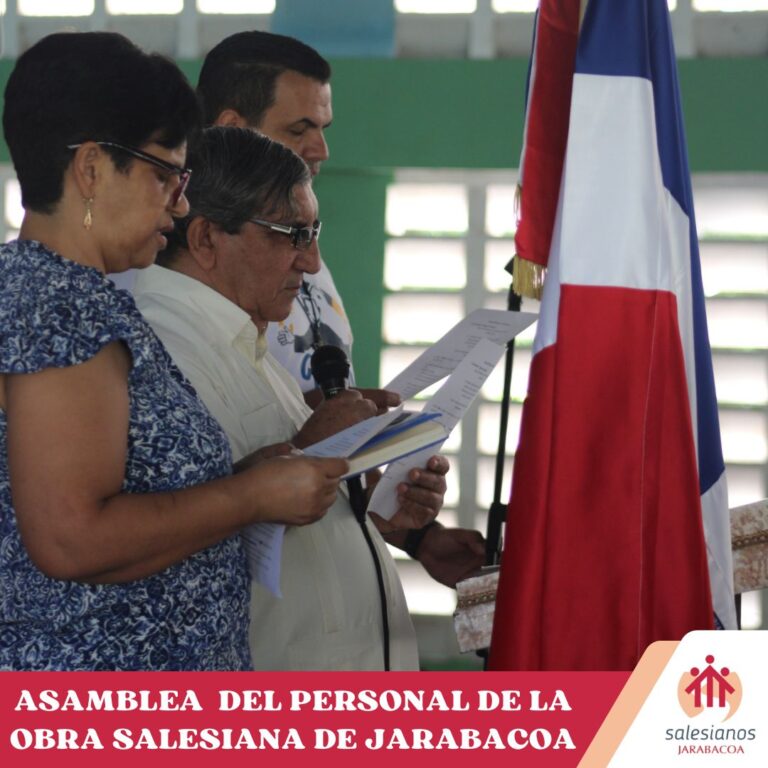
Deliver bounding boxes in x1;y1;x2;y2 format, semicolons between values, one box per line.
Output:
341;420;448;479
302;404;405;459
384;308;537;399
240;523;285;597
368;337;508;520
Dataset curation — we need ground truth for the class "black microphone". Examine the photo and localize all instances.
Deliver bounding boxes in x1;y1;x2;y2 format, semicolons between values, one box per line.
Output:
310;345;367;522
310;344;350;398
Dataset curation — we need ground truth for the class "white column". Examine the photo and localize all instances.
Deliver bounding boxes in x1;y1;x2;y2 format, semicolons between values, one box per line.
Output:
177;0;199;59
468;0;494;59
1;0;20;59
671;0;696;59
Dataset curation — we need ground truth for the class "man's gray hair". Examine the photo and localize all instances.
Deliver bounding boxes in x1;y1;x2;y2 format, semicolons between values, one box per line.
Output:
160;126;310;265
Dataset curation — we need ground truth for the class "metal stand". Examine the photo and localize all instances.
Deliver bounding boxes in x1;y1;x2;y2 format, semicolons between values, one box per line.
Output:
484;259;522;566
478;260;522;669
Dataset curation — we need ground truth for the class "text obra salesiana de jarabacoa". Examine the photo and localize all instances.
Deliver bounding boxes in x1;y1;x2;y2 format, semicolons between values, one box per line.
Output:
11;727;577;752
11;688;577;751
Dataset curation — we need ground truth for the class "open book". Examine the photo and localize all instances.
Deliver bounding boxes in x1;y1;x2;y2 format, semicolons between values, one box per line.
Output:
343;412;447;478
305;309;538;508
303;407;448;479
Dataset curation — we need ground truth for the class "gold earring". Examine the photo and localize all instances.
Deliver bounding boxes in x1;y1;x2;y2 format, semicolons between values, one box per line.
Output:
83;197;94;230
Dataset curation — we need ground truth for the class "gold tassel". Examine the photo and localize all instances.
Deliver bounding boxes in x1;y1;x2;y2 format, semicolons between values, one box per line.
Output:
512;257;546;301
83;197;93;230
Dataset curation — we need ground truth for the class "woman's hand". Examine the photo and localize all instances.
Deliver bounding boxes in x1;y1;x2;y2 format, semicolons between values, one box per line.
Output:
233;441;294;472
238;454;347;527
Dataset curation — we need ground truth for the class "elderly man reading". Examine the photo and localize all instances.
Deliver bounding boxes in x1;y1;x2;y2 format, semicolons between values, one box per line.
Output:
134;127;449;670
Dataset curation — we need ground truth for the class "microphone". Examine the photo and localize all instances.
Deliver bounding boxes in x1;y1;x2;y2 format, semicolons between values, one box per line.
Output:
310;345;350;398
310;345;367;522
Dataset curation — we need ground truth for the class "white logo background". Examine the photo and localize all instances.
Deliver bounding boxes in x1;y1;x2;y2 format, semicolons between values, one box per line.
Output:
608;630;767;766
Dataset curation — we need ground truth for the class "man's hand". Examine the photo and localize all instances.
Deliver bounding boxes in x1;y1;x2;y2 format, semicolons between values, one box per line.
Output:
413;524;486;588
304;387;400;414
354;388;401;414
368;454;449;533
293;390;377;448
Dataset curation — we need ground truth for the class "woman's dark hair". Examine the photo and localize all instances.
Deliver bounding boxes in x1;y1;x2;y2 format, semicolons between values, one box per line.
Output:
3;32;201;213
159;126;310;267
197;31;331;128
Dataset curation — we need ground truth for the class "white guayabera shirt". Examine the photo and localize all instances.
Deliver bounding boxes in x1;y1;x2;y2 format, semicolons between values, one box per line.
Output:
133;264;418;671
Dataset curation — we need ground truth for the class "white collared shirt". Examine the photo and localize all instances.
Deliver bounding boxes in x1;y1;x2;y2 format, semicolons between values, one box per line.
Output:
134;265;418;670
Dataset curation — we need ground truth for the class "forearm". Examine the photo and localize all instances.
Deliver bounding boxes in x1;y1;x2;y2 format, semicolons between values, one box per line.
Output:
23;472;256;584
20;454;345;584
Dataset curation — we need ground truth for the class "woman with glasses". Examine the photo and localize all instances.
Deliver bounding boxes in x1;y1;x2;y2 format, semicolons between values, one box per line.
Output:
0;32;346;671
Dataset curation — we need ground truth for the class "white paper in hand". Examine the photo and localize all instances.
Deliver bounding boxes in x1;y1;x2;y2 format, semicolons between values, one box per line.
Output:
369;338;508;520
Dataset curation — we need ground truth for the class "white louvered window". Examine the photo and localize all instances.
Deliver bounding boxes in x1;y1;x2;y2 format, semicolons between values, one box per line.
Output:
106;0;182;13
18;0;93;14
197;0;274;12
395;0;476;12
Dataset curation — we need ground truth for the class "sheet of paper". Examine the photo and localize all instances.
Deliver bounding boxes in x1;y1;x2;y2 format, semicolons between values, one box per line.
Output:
368;337;508;520
384;308;537;399
241;406;407;594
301;403;405;459
241;522;285;597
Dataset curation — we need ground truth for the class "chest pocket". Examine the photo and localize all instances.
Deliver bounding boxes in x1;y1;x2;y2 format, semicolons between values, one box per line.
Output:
240;403;293;451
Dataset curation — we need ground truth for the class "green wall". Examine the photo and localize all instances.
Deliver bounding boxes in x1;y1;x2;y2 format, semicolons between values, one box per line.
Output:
1;57;766;382
4;57;765;170
312;168;390;387
324;58;768;173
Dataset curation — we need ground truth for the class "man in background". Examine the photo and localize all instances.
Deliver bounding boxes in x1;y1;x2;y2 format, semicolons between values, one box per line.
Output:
197;31;485;586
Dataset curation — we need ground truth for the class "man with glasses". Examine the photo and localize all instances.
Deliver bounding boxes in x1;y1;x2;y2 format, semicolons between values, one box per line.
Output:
198;32;348;398
198;31;485;591
133;127;447;669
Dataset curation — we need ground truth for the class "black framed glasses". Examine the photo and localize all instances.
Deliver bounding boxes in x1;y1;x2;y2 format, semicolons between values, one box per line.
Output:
248;217;322;250
66;141;192;205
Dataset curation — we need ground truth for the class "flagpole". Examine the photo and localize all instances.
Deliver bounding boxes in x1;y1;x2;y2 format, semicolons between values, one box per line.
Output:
484;257;522;566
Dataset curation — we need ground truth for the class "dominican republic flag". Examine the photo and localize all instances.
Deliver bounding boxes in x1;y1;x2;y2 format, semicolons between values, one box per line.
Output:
489;0;736;671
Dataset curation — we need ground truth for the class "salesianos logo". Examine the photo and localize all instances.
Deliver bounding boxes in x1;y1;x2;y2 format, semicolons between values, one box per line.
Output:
677;654;742;721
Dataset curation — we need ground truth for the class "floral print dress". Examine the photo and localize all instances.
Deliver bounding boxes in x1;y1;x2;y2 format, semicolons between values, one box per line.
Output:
0;241;250;670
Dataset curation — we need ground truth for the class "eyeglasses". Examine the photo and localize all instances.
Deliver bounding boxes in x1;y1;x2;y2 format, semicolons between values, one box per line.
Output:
247;217;322;250
66;141;192;206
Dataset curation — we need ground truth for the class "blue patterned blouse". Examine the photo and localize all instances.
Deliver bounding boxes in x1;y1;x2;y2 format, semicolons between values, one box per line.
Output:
0;241;250;670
